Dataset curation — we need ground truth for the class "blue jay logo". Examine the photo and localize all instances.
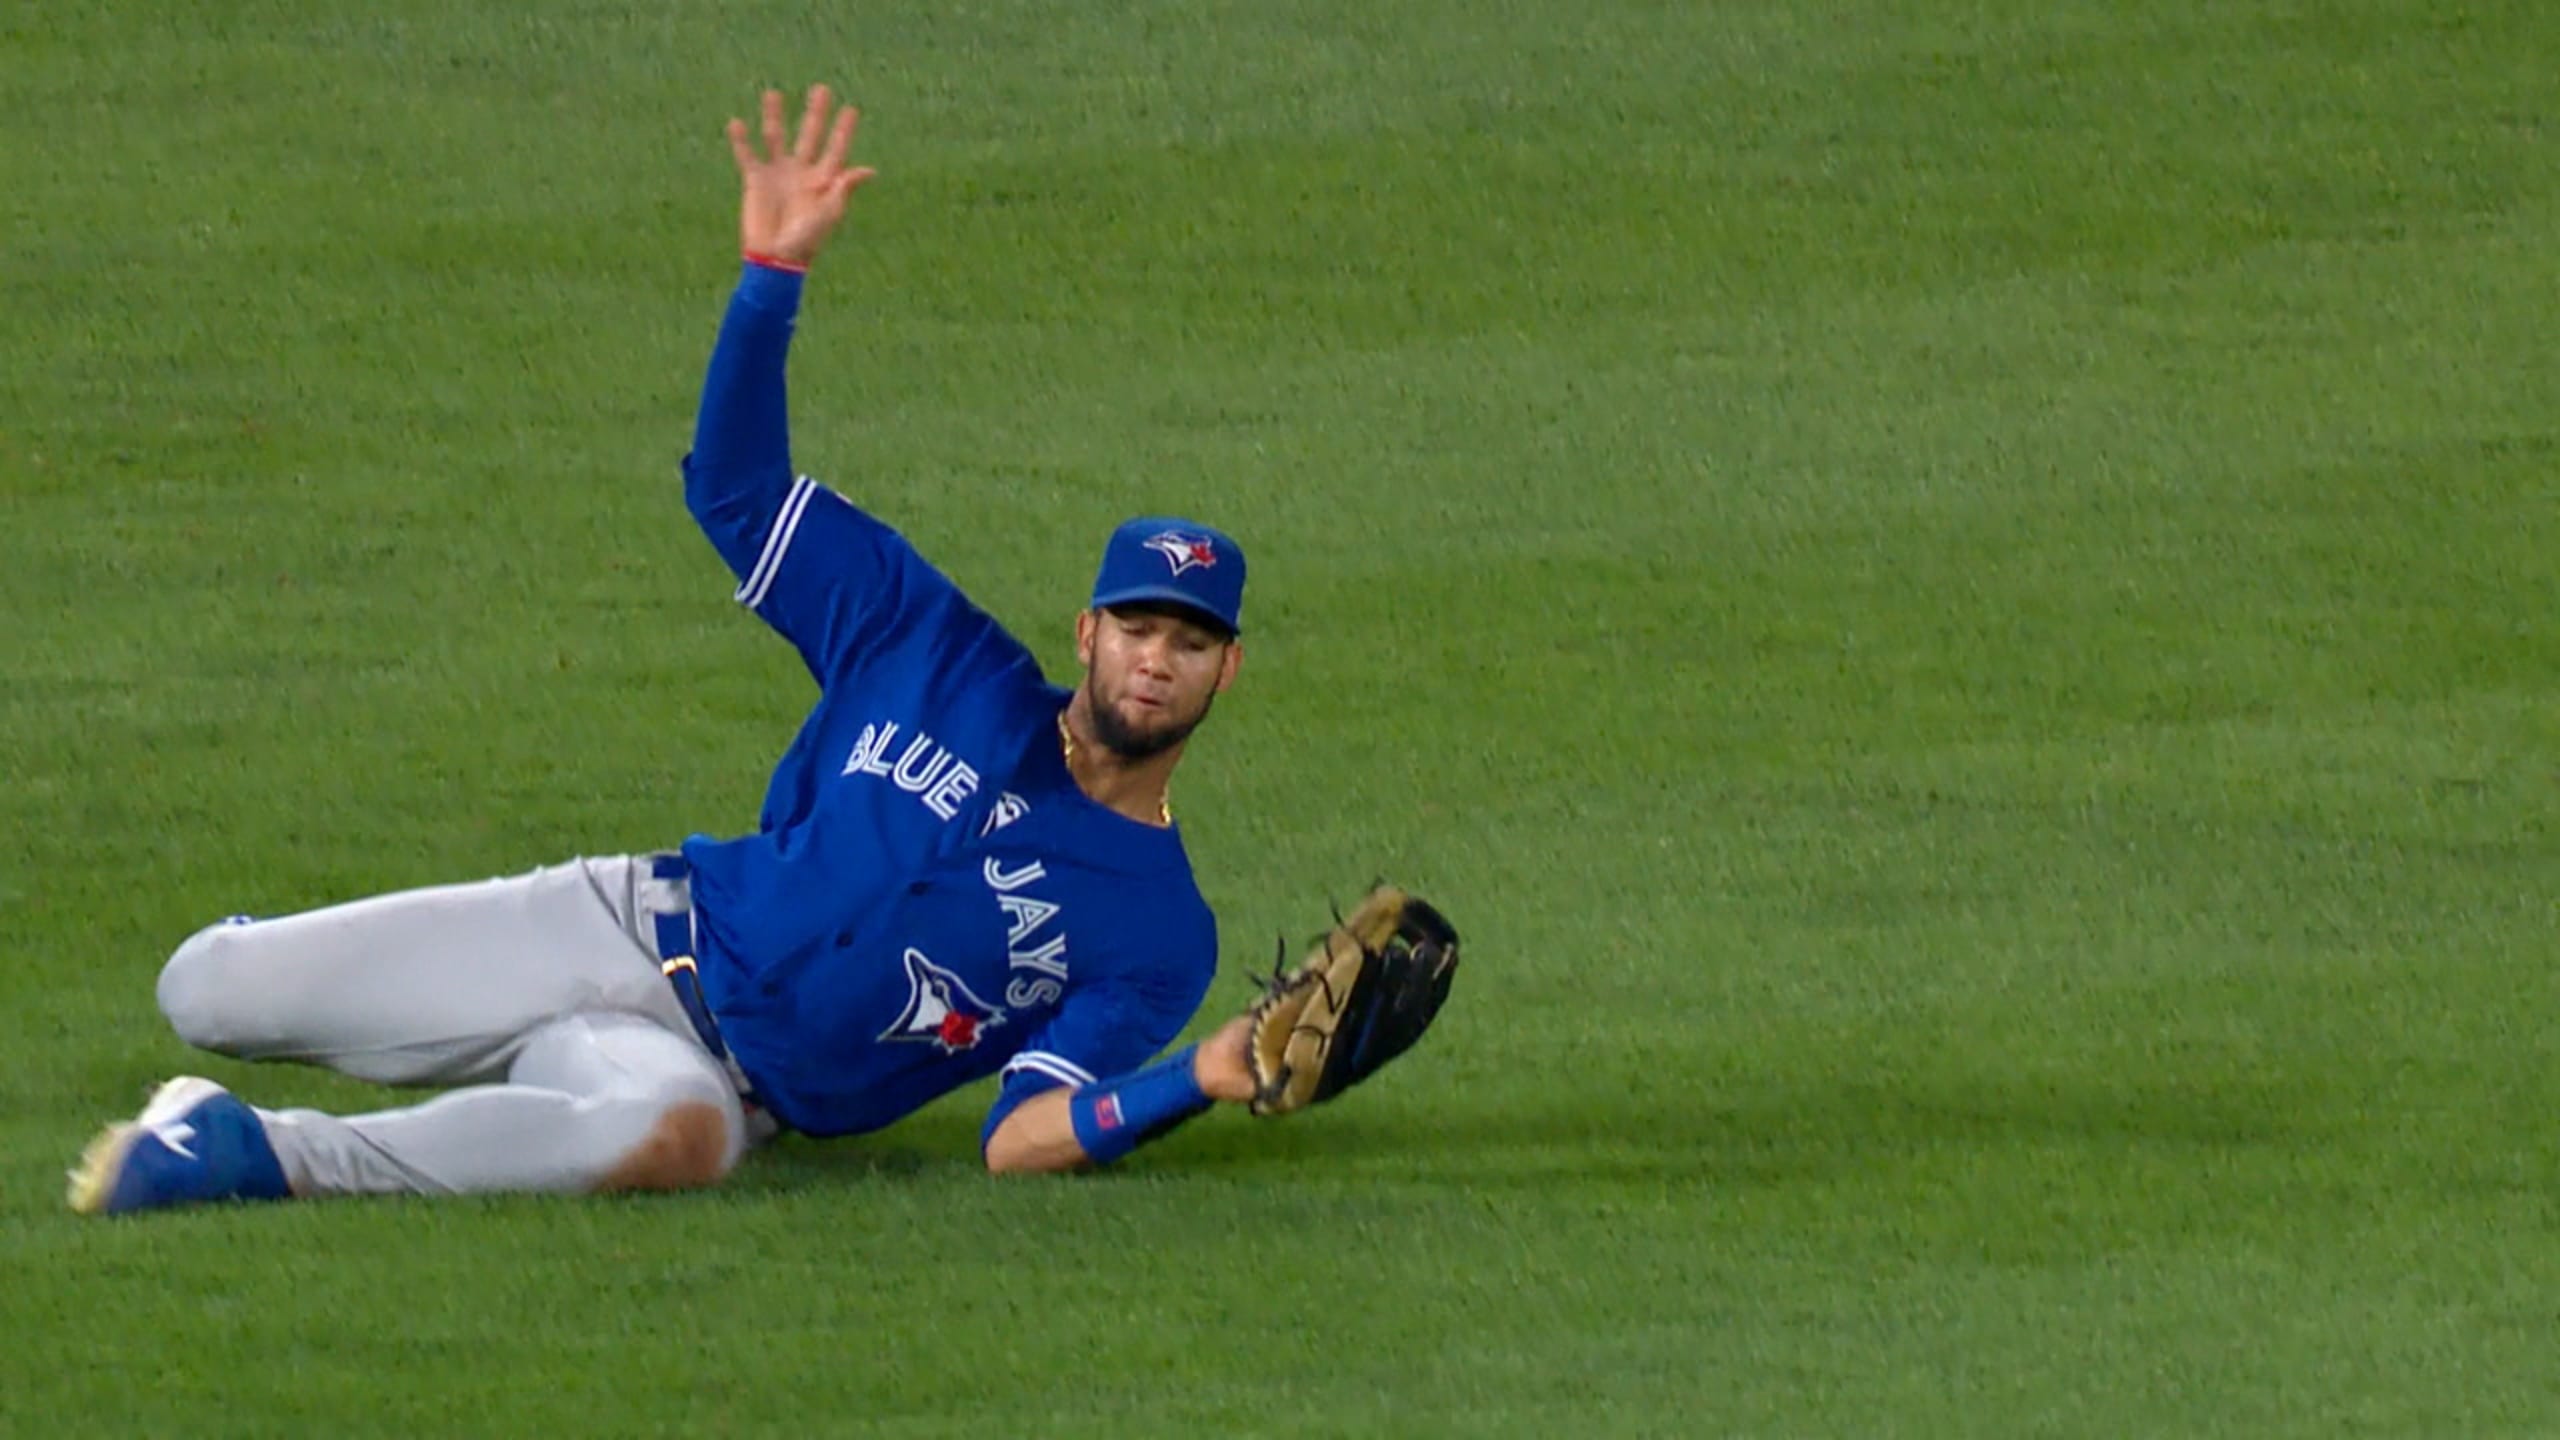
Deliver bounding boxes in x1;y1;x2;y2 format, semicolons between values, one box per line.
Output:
1142;530;1220;576
980;791;1030;836
880;948;1007;1053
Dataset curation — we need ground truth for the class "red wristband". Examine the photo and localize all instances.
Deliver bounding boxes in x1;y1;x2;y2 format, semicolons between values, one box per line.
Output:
742;251;810;275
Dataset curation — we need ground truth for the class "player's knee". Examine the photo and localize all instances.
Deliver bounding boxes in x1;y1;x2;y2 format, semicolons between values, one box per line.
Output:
157;922;256;1053
598;1100;735;1193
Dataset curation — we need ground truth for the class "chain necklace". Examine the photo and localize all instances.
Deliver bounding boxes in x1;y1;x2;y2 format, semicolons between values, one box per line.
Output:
1058;711;1171;826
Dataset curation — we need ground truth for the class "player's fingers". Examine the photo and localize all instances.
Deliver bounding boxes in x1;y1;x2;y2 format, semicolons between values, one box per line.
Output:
725;117;757;174
792;83;833;164
758;89;787;162
826;166;878;206
817;105;860;174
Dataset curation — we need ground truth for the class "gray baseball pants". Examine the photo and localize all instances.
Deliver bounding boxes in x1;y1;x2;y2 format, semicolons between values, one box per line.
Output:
153;855;761;1197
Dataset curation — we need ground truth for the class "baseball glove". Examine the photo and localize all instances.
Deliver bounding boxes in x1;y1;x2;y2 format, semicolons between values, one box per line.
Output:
1244;884;1461;1117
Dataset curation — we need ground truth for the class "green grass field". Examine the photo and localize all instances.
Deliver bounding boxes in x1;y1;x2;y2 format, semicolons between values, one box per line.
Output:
5;1;2555;1433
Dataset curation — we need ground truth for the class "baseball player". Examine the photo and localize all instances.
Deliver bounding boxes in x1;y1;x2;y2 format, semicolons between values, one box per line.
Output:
68;84;1271;1214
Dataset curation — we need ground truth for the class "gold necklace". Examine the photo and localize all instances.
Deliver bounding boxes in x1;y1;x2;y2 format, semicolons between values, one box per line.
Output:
1059;711;1171;825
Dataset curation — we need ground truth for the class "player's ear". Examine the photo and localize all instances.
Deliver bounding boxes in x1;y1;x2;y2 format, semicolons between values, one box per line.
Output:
1215;639;1242;692
1073;608;1098;667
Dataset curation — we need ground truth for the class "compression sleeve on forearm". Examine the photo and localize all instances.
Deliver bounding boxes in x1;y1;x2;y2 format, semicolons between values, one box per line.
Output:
1065;1046;1215;1166
685;263;805;530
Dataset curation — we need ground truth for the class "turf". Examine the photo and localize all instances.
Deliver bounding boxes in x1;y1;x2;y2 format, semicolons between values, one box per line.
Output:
4;1;2555;1434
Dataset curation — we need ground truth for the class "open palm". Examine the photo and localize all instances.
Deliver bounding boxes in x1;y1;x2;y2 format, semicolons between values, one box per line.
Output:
726;85;876;267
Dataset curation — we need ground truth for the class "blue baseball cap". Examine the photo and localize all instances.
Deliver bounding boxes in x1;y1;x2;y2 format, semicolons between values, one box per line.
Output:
1090;516;1247;635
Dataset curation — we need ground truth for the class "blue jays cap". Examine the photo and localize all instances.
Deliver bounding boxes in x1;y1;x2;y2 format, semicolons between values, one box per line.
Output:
1090;516;1247;636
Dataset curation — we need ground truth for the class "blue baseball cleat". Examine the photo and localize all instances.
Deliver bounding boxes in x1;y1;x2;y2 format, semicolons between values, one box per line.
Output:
66;1076;292;1216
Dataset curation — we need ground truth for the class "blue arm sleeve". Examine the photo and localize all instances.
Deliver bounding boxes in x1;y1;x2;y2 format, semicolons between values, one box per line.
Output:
684;262;804;573
681;264;989;683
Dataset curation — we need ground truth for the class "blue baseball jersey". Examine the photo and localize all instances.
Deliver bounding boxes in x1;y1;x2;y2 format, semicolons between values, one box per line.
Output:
672;264;1217;1140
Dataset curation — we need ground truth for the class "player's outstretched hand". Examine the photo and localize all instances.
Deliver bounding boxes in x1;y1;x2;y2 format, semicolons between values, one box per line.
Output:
1191;1015;1259;1104
726;84;876;268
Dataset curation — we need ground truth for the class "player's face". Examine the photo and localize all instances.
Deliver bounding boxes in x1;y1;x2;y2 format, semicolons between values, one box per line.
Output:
1076;605;1241;760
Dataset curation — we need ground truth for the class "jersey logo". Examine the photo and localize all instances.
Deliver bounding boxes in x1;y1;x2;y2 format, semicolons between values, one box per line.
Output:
881;948;1007;1053
1142;530;1220;576
980;791;1029;836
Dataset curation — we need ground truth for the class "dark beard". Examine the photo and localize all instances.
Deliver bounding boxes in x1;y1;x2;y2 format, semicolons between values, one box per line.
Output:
1088;686;1215;760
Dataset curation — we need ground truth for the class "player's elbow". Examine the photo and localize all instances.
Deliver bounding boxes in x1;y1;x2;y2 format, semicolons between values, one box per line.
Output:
980;1107;1088;1176
980;1131;1074;1176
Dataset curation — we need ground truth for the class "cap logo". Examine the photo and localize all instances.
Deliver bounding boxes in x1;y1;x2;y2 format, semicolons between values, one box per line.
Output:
1142;530;1220;576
